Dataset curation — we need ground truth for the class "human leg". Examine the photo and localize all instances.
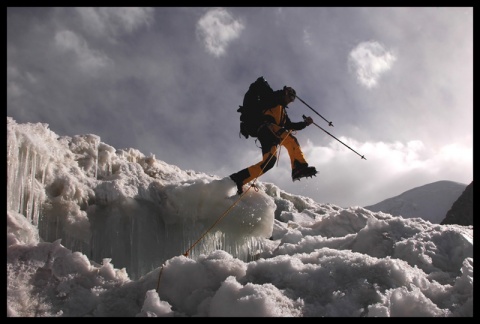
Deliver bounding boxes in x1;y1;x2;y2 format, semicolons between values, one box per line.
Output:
267;124;308;169
229;146;278;194
268;124;317;181
229;127;279;194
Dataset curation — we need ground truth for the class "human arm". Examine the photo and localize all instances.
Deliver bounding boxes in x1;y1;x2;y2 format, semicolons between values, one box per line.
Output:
284;114;312;130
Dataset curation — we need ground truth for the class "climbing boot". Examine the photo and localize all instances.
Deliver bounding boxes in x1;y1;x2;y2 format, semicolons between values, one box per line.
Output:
230;173;244;195
292;165;318;181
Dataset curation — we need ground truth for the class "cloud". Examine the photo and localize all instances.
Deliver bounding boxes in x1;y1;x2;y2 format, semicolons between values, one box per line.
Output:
54;30;112;73
286;136;472;206
438;142;473;165
351;139;467;170
74;7;154;41
7;66;25;99
196;8;244;57
348;41;396;89
302;29;313;46
304;136;472;181
7;81;23;99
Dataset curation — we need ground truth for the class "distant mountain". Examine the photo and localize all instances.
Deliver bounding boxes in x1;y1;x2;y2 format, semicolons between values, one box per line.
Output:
440;181;473;226
364;180;467;224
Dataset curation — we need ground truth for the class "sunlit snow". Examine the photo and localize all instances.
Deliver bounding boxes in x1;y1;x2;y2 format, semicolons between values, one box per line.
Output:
7;117;473;317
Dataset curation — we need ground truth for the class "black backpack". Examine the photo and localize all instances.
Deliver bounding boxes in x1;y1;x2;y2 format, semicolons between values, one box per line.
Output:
237;76;275;138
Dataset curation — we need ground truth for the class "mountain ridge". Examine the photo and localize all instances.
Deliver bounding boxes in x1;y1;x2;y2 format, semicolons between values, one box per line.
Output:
441;181;473;226
363;180;467;224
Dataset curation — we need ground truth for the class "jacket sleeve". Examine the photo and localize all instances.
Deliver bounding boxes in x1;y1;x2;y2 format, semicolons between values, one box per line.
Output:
284;114;307;130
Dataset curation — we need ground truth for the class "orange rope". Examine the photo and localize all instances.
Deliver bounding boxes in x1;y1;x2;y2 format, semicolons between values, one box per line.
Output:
156;130;292;293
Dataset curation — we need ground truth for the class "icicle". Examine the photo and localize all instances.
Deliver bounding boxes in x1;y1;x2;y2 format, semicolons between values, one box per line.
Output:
95;137;98;180
26;149;37;224
6;130;19;214
7;125;49;227
18;146;29;220
30;151;47;227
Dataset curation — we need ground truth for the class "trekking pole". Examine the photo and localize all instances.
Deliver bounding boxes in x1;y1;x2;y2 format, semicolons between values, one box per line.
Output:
303;115;366;160
296;95;334;127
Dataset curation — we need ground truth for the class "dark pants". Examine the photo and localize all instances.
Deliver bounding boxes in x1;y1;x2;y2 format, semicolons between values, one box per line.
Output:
230;123;308;186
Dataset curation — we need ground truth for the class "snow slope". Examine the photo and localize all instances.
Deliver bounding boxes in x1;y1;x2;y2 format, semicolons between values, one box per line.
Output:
363;181;467;223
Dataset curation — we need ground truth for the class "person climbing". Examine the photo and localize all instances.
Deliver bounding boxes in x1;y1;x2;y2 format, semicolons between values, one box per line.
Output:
229;85;317;195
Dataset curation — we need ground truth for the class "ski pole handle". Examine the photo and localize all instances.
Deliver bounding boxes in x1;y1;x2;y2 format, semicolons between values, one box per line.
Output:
302;115;313;125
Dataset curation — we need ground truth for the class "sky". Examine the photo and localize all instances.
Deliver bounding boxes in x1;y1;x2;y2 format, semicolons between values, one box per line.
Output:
6;7;473;207
6;117;473;317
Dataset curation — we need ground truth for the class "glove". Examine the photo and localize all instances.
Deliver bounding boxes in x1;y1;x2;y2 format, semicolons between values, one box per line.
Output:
303;116;313;126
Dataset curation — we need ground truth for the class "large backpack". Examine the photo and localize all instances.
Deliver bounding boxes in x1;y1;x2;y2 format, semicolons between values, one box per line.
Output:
237;76;275;138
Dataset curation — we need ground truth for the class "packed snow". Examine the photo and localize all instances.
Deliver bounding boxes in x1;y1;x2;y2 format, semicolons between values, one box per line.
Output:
7;117;473;317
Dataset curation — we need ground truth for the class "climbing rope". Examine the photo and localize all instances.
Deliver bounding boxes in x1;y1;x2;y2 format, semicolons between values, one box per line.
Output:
156;130;292;293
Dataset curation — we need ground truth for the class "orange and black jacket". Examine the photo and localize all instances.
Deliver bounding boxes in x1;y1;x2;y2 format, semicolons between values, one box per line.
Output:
262;90;308;131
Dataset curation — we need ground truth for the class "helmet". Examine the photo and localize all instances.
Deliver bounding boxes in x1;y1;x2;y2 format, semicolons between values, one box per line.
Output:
284;86;296;101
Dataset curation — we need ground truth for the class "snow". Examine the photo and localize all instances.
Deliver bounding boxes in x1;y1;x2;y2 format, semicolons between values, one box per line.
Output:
6;117;473;317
